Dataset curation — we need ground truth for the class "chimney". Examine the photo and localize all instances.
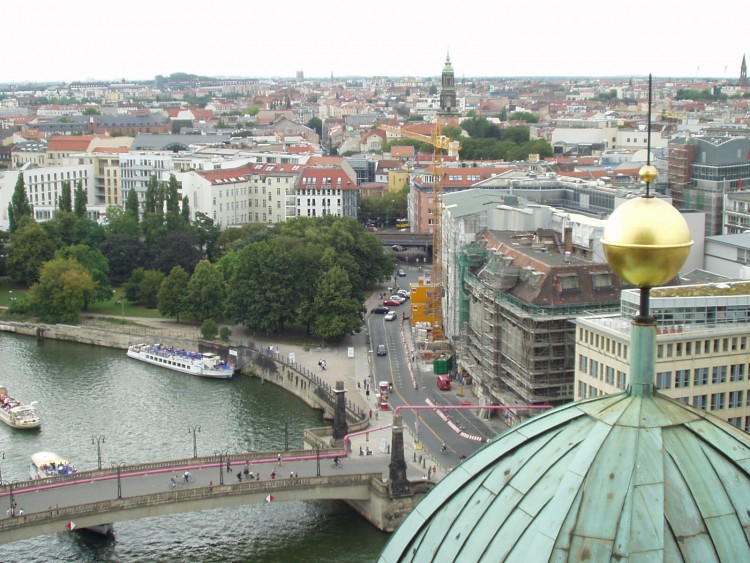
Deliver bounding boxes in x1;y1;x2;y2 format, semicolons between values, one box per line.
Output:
564;227;573;255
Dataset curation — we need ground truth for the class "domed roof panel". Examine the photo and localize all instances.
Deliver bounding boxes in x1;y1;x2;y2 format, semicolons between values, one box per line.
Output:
380;393;750;562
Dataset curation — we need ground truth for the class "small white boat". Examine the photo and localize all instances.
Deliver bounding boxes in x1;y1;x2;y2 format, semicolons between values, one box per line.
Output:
127;344;234;380
0;386;41;430
29;451;77;480
30;452;112;535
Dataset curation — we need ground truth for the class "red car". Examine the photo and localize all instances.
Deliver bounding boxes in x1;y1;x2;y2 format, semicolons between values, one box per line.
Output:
383;299;401;306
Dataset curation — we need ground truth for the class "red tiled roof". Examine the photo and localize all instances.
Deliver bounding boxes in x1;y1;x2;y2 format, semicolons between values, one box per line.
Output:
391;145;415;157
307;156;344;166
47;135;101;152
296;166;357;190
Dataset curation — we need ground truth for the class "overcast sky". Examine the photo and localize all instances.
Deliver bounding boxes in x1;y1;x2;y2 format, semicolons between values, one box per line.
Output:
4;0;747;83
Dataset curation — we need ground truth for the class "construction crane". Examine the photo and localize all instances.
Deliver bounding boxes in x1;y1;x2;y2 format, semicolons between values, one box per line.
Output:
378;121;461;341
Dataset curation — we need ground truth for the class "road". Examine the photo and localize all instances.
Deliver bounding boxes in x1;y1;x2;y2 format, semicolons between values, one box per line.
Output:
367;266;503;471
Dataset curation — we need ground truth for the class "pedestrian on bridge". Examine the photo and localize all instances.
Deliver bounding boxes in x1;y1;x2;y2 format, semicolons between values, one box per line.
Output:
237;472;242;482
226;460;232;473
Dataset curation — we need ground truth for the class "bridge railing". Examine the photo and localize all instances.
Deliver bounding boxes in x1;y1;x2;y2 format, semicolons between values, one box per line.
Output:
0;473;382;532
3;449;344;493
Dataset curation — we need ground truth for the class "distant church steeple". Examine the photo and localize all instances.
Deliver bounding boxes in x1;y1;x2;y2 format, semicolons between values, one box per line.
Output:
439;53;456;114
741;54;748;86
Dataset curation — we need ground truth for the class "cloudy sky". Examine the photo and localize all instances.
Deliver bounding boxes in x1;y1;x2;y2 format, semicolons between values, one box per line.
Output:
4;0;747;83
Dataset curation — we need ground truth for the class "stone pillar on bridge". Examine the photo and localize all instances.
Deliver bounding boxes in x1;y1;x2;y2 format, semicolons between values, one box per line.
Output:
332;380;349;446
388;414;411;497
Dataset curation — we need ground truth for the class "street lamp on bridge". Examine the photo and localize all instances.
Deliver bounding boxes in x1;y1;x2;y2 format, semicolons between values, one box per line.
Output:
8;479;20;517
112;462;126;499
0;451;5;485
214;450;228;486
91;435;105;470
188;425;201;458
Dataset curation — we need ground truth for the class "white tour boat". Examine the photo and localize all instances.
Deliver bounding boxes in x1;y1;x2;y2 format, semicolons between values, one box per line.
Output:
29;451;77;480
0;386;41;430
30;452;113;534
127;344;234;379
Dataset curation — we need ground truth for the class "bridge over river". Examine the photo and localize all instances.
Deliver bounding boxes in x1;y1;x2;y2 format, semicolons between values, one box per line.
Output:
0;441;431;545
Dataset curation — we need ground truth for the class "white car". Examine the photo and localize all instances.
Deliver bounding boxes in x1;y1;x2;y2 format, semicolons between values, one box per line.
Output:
385;311;397;321
397;289;410;299
390;295;406;303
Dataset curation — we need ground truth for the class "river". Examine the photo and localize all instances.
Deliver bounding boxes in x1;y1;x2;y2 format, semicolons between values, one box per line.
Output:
0;333;388;562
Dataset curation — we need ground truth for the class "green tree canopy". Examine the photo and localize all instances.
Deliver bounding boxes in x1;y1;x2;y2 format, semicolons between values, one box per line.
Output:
101;234;149;284
6;220;56;285
58;180;72;212
125;268;164;308
311;266;362;341
186;259;226;322
158;265;190;321
73;180;87;218
8;174;32;232
27;257;97;323
104;206;140;238
306;116;323;137
55;244;112;305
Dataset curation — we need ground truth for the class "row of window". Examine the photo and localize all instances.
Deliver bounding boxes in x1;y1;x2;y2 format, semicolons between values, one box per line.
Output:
579;356;627;389
27;170;84;183
580;383;748;414
655;364;747;388
578;329;629;361
657;336;748;358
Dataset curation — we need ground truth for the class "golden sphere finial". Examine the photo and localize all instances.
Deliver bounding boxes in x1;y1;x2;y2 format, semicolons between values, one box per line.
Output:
602;197;693;287
639;165;658;184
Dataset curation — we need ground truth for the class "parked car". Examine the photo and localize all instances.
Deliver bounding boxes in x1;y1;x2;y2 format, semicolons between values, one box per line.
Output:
385;311;397;321
377;344;387;356
392;245;405;252
383;299;401;306
389;295;406;303
397;289;410;299
397;269;406;277
437;375;451;390
372;305;390;314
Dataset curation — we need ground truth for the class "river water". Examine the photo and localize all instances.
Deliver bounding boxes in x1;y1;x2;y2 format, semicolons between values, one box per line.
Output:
0;333;388;562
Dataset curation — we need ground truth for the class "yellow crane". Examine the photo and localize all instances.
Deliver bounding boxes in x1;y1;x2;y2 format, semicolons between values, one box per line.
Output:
378;121;461;341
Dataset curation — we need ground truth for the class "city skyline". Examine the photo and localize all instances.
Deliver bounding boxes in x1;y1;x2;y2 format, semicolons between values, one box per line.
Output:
4;0;748;84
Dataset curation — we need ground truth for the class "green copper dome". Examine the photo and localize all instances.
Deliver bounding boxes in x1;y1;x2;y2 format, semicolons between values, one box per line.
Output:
443;54;453;74
379;391;750;561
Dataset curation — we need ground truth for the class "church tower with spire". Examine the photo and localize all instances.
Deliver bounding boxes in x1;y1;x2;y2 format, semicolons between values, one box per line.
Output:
439;53;456;113
741;54;748;86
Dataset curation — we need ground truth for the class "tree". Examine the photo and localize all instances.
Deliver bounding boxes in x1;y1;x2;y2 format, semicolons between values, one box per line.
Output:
180;194;191;228
158;265;189;321
311;266;362;342
104;206;140;238
201;319;218;339
306;116;323;137
56;244;112;305
165;174;181;232
193;212;220;261
508;111;539;123
151;231;203;275
127;269;165;308
142;175;166;246
125;187;140;222
27;258;97;323
6;221;56;285
58;180;72;212
73;180;87;218
101;234;149;284
8;174;32;232
186;259;226;322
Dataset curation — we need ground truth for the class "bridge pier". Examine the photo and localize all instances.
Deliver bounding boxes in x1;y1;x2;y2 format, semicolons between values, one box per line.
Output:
387;415;410;498
332;381;348;446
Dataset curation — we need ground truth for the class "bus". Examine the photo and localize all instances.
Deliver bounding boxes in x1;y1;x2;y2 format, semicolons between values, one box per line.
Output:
396;219;410;229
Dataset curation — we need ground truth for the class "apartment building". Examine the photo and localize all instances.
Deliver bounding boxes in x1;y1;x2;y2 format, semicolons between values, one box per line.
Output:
295;166;358;218
575;282;750;429
179;162;301;227
668;136;750;236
